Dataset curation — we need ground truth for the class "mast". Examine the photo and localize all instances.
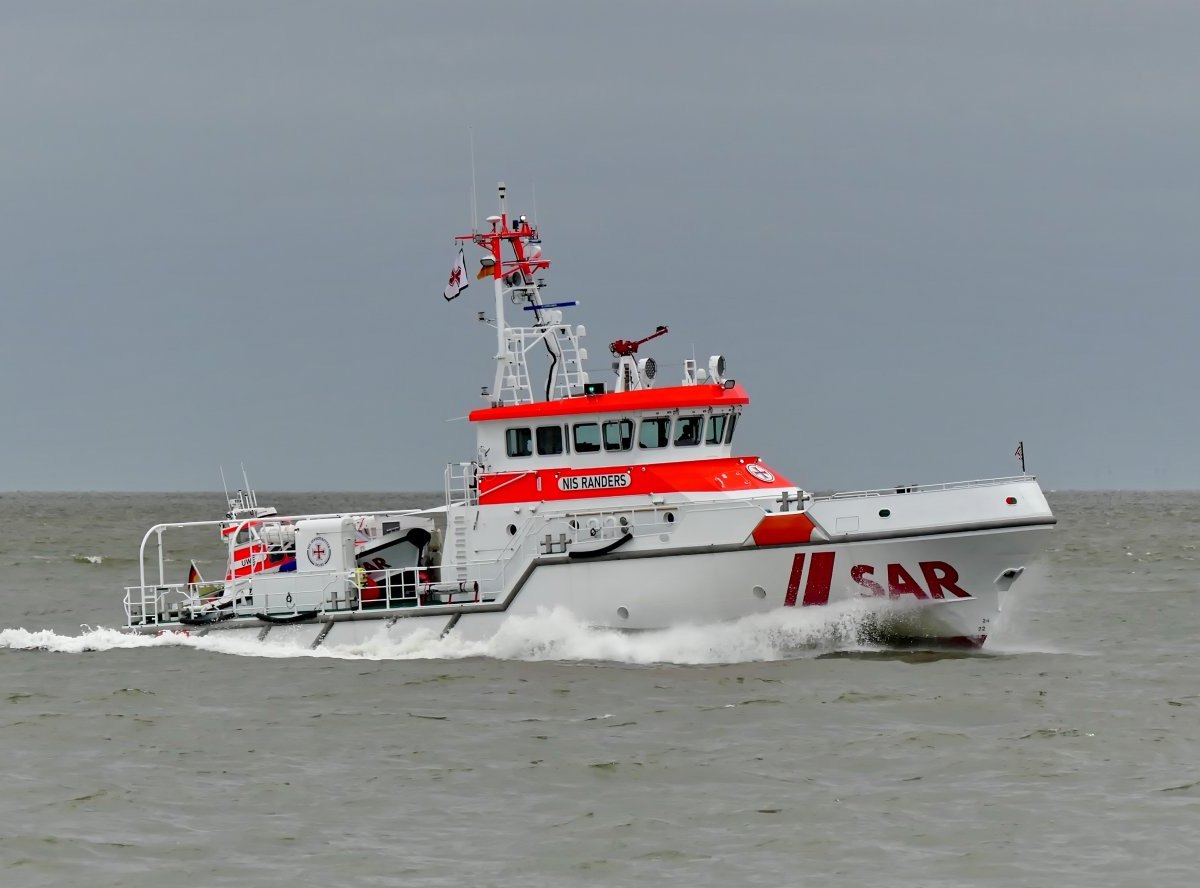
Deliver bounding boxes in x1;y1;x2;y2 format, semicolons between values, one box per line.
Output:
456;182;585;407
494;182;508;399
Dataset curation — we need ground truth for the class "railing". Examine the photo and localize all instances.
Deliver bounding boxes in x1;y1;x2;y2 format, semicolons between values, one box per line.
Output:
818;475;1036;501
125;564;466;627
125;492;794;629
134;508;424;590
445;462;480;507
494;323;588;406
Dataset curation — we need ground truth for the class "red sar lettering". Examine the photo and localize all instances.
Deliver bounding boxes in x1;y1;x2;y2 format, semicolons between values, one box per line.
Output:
850;561;971;599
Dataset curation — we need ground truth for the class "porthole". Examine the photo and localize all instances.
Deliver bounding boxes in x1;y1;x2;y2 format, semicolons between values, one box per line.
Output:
879;509;891;518
665;512;675;524
617;606;629;620
507;524;517;535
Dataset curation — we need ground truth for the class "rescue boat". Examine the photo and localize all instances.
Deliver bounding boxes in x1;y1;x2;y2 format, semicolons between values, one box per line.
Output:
123;183;1055;650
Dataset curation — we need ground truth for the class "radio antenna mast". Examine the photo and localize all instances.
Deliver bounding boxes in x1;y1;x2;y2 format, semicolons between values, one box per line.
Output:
469;127;478;231
240;463;255;508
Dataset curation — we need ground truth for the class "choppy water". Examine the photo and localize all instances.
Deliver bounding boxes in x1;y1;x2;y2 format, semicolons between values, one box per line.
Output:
1;491;1198;887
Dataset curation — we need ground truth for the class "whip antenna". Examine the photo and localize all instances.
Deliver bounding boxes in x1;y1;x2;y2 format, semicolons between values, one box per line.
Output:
469;127;478;231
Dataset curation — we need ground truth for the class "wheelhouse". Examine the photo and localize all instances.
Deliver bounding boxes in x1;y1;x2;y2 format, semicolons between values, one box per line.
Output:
471;382;750;474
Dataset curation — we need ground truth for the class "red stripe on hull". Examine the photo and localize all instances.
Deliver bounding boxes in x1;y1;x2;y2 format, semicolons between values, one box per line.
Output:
750;513;817;546
783;553;805;607
801;551;835;606
942;635;987;649
885;635;987;650
478;457;791;504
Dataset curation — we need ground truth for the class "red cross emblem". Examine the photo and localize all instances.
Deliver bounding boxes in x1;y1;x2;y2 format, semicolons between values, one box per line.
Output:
307;536;332;566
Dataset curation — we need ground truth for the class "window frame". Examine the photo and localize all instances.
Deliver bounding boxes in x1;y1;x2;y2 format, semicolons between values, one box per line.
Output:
572;421;603;454
602;418;634;452
638;416;672;449
505;427;533;458
706;412;728;446
674;415;704;447
535;425;564;457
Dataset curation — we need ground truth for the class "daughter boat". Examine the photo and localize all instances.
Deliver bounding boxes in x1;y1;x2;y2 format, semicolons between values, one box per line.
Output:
123;183;1054;649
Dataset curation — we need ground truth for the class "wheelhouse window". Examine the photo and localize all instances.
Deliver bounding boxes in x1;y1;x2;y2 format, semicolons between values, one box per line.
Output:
505;427;533;458
603;419;634;452
639;416;671;449
674;415;703;447
536;425;564;456
725;413;739;445
706;413;728;446
573;422;602;453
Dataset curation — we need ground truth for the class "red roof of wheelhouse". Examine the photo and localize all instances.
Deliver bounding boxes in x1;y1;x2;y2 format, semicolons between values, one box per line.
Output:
467;383;750;422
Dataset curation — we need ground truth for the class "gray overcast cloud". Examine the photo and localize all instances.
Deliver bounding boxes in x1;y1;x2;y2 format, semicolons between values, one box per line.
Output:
2;1;1197;491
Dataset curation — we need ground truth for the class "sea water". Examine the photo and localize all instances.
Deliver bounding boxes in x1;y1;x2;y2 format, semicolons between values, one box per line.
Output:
1;491;1198;887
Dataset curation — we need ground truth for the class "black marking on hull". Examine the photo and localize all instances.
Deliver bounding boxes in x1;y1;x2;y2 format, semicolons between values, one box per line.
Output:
311;620;335;649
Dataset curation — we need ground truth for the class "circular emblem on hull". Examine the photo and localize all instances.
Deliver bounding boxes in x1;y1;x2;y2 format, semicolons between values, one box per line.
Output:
746;463;776;483
306;536;332;566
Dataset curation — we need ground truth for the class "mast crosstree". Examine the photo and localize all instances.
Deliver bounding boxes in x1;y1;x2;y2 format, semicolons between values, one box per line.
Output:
457;182;589;407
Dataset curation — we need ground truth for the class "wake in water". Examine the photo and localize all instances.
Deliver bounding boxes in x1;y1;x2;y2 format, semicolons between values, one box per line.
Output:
24;553;142;566
0;601;895;665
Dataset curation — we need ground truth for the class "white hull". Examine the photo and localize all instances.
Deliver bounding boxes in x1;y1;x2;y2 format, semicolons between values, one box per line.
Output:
140;521;1048;650
509;525;1044;643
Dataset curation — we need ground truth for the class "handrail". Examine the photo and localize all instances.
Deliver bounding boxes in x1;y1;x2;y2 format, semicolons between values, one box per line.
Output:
124;493;779;628
136;507;423;589
817;475;1036;501
444;462;479;507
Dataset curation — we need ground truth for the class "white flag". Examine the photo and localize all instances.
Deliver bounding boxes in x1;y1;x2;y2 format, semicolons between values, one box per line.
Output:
443;249;469;301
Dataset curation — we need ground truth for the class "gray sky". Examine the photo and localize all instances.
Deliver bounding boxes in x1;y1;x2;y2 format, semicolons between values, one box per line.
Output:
2;1;1198;491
